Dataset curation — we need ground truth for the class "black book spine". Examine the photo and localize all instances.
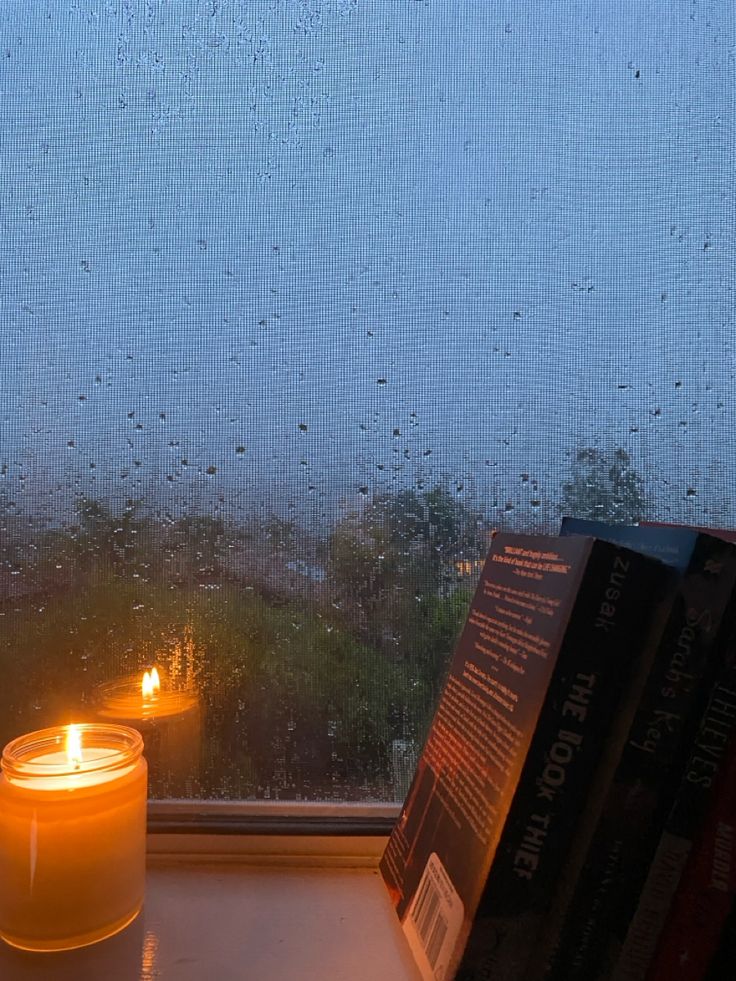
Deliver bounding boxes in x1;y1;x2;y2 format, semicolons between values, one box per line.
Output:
646;728;736;981
537;535;736;981
456;544;672;981
611;641;736;980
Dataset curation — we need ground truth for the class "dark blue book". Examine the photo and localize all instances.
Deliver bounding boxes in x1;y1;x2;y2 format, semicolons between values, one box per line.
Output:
560;517;697;574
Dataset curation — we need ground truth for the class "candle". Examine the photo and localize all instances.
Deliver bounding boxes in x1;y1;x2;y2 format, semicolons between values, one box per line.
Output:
0;723;147;952
94;670;200;797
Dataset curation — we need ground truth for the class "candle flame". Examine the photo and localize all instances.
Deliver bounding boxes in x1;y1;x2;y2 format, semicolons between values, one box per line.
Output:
142;667;161;699
66;724;83;768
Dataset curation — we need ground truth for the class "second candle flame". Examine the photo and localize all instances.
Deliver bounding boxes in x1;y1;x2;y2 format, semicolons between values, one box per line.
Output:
142;667;161;700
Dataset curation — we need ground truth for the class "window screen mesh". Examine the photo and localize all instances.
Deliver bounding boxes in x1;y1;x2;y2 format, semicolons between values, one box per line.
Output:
1;1;733;800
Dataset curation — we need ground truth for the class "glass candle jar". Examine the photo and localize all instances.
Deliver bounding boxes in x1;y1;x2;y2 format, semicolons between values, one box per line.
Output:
0;723;147;952
95;675;200;797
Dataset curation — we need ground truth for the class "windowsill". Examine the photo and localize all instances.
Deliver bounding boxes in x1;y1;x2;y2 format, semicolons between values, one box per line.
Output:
0;836;422;981
146;799;401;840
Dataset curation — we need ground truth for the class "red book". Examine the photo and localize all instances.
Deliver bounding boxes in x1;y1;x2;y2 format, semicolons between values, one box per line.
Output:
646;738;736;980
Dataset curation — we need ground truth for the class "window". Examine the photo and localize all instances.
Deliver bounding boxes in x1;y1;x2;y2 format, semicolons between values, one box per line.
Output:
1;1;733;803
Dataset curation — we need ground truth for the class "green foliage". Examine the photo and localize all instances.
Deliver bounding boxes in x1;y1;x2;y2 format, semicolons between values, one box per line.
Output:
561;447;647;524
0;577;424;799
0;482;484;799
329;485;485;653
168;512;226;581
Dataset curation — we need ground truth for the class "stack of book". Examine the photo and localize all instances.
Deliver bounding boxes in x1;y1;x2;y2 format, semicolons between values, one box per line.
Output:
380;521;736;981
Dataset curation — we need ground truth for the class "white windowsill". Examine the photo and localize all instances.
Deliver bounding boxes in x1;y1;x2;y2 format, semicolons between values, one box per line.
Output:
0;833;422;981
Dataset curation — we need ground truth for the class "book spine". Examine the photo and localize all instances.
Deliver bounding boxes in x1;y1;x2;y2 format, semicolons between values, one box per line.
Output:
612;652;736;981
456;547;672;981
704;901;736;980
536;536;736;981
643;716;736;980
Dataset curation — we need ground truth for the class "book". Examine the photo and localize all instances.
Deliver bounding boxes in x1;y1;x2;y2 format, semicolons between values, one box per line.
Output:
378;531;671;981
611;634;736;980
640;521;736;546
645;726;736;980
536;521;736;981
704;899;736;980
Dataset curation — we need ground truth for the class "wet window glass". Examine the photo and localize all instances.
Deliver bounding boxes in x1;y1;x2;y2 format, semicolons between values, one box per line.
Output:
1;1;733;800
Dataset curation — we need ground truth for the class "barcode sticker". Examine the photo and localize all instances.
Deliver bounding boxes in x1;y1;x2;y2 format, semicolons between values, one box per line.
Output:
403;852;465;981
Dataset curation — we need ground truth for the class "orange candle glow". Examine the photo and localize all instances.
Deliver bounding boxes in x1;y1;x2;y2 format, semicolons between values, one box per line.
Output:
0;723;147;952
95;669;200;797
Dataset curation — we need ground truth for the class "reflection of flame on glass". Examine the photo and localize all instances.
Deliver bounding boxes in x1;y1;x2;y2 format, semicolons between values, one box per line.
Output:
66;724;83;769
140;929;159;981
142;668;161;700
169;622;200;691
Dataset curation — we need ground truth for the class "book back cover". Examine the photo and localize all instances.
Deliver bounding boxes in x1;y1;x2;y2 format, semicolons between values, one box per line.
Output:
379;533;596;981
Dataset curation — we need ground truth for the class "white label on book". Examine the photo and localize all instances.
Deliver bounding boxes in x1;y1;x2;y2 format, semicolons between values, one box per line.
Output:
403;852;465;981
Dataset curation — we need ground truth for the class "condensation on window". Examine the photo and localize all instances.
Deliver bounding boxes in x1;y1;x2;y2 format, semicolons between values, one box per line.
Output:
0;1;733;800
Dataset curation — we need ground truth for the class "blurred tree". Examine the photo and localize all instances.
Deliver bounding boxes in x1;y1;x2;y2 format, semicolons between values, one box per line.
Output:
170;512;226;582
264;516;298;551
561;447;647;524
73;496;142;575
329;484;485;653
0;484;24;590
